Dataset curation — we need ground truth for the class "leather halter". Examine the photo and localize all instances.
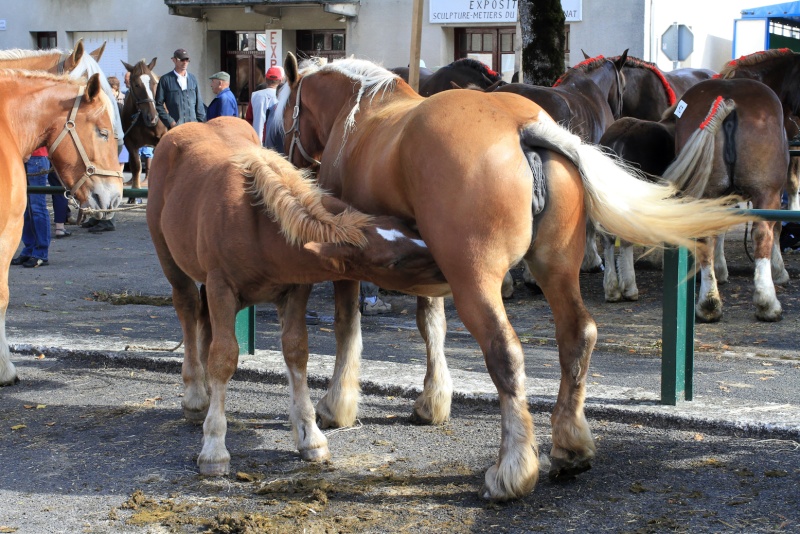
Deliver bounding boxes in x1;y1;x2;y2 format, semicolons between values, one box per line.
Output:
48;85;124;201
286;77;322;168
122;81;158;136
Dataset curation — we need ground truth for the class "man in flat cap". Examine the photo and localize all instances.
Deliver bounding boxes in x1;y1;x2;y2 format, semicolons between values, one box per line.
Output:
155;48;206;129
206;71;238;120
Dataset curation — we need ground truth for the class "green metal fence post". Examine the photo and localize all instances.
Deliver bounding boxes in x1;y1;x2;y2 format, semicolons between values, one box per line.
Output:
661;246;695;405
235;306;256;355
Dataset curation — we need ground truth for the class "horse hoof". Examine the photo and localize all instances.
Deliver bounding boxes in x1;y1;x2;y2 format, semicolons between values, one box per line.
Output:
198;460;229;476
623;291;639;302
696;300;723;323
0;376;20;387
756;309;783;322
605;292;622;303
183;407;209;424
316;413;340;430
300;446;331;462
548;456;592;482
410;408;434;426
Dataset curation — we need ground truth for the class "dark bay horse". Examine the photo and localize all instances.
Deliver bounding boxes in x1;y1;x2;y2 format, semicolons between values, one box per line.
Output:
274;53;751;500
419;58;504;96
718;48;800;211
600;79;788;321
493;52;628;292
0;70;123;386
122;58;167;190
147;117;445;474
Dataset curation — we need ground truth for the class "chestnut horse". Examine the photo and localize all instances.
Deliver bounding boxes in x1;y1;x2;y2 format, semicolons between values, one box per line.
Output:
274;53;751;500
121;58;167;190
147;117;445;475
493;52;628;293
0;70;124;386
600;79;788;321
0;43;124;151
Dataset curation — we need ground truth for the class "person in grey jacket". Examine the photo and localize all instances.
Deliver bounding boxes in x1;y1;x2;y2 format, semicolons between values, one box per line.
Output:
155;48;206;129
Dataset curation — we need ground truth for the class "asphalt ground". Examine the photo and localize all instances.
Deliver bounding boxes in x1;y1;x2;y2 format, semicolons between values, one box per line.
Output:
2;193;800;532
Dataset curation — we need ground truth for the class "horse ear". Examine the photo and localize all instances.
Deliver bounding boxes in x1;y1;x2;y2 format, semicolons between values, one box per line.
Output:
89;41;106;62
69;40;85;67
303;242;348;274
285;52;299;84
85;73;103;102
450;81;463;90
581;49;590;60
122;60;135;72
148;57;158;71
616;49;629;69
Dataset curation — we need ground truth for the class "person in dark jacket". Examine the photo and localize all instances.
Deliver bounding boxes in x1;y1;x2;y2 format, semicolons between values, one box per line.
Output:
206;71;238;120
155;48;206;129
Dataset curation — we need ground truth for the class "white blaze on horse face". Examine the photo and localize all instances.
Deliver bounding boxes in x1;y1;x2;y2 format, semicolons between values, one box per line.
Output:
140;74;154;100
376;227;427;248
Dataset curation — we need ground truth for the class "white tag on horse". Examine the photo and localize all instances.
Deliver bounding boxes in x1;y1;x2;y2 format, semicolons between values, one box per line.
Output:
674;100;688;118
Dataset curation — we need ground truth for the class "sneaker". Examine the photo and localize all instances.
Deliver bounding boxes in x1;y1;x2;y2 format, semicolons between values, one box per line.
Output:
10;255;31;266
362;297;392;316
88;220;116;233
22;257;48;268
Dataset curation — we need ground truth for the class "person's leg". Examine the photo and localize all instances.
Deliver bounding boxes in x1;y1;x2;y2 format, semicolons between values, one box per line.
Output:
48;171;70;237
22;157;50;265
359;281;391;315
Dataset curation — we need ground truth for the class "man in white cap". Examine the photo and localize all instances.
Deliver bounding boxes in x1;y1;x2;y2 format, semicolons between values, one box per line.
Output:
155;48;206;128
206;71;238;120
246;66;283;148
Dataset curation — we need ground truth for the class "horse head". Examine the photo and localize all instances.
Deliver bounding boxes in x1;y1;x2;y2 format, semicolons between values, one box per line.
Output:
123;58;160;128
44;72;123;218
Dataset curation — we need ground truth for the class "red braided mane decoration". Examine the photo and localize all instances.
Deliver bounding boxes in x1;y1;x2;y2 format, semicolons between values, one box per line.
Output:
699;96;724;130
553;55;606;87
620;56;676;106
716;48;793;78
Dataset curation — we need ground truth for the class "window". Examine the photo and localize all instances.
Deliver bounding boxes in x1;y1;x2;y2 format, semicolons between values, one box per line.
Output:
296;30;347;63
455;27;516;82
36;32;56;50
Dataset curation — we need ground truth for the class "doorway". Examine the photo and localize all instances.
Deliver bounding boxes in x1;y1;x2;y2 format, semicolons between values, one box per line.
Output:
454;27;516;82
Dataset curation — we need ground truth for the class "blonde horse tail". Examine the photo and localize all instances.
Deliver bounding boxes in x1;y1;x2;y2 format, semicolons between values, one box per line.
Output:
662;97;736;197
519;117;752;253
233;145;370;248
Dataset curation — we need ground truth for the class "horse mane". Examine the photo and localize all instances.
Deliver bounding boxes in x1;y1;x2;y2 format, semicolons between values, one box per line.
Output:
0;68;77;83
0;47;64;60
553;55;607;87
236;144;370;248
616;55;676;106
445;58;502;82
718;48;793;79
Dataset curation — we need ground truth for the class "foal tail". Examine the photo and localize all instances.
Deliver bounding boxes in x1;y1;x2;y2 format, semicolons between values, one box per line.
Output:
661;97;736;197
234;146;370;248
520;118;751;251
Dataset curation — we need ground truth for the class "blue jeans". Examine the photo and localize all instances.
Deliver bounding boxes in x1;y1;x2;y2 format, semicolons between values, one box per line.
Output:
47;170;68;224
21;156;51;261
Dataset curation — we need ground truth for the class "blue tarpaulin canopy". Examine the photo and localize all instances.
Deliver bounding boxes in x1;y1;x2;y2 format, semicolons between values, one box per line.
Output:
742;2;800;20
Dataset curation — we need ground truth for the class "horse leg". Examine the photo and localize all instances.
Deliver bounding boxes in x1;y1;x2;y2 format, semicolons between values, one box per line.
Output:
174;279;210;423
602;234;622;302
787;157;800;211
771;224;790;285
695;237;724;323
581;218;603;273
0;266;17;386
276;284;330;461
617;240;639;301
411;296;453;425
714;232;728;284
316;279;361;428
751;220;782;321
128;146;142;191
501;270;515;298
196;276;240;475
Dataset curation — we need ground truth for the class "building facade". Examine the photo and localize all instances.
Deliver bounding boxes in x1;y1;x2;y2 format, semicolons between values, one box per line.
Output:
0;0;786;115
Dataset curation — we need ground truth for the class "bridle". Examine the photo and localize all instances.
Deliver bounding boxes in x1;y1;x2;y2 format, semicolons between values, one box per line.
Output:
123;72;159;136
286;76;322;168
48;84;123;211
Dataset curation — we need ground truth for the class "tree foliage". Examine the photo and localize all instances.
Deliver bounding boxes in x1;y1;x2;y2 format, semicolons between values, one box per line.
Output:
520;0;566;86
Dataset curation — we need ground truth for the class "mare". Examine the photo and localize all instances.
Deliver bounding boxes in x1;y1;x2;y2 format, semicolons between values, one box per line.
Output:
600;79;788;322
492;52;628;294
0;70;124;387
718;48;800;211
418;57;504;96
274;53;751;500
146;117;445;473
0;43;124;151
121;58;167;190
612;54;714;121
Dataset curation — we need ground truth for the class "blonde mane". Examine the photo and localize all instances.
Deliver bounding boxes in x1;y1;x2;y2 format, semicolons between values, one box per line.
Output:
235;145;370;248
0;47;63;60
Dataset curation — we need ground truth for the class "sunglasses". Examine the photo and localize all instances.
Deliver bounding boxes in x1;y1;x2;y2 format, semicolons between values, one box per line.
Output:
174;58;190;62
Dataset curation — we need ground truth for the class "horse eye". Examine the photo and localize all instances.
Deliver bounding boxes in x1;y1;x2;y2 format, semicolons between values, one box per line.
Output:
98;128;109;141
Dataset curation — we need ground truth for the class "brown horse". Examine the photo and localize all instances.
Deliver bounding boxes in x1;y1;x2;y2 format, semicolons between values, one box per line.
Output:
718;48;800;211
147;117;445;474
493;52;628;292
274;53;752;500
0;70;123;387
121;58;167;190
0;42;123;149
600;79;788;321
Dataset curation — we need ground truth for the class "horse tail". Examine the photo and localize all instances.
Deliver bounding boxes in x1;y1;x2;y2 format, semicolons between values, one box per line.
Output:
233;145;370;248
662;97;737;197
519;118;751;252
